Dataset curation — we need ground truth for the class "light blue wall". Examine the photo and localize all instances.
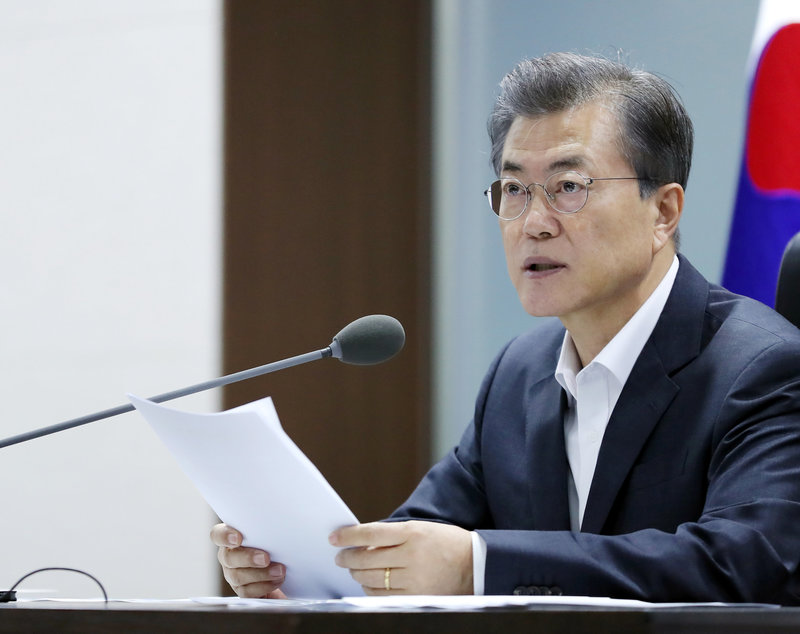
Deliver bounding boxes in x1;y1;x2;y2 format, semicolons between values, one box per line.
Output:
432;0;760;458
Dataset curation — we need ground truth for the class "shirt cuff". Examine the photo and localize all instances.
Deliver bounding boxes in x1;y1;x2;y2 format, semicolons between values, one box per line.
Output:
471;531;487;595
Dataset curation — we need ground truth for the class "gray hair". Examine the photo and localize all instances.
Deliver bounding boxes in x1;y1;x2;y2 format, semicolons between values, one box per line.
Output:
488;52;694;198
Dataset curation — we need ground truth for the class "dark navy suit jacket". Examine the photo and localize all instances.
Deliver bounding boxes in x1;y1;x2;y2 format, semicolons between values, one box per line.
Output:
392;255;800;603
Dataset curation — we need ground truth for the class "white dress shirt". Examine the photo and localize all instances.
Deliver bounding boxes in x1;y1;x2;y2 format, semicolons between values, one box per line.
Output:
471;255;679;593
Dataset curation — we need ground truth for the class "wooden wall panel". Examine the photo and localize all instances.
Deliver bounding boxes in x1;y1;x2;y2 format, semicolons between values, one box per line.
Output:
222;0;431;544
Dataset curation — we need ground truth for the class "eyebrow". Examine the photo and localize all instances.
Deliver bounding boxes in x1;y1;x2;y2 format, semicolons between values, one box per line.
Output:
500;156;588;177
501;160;524;174
547;156;587;172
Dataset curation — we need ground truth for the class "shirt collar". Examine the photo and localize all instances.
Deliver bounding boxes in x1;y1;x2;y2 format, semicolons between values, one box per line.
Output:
555;255;679;399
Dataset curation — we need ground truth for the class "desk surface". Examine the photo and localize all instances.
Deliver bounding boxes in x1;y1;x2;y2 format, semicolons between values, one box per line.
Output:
3;601;800;634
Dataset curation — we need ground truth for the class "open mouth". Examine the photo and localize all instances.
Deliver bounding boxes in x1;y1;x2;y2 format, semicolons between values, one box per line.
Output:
528;263;562;272
522;256;565;275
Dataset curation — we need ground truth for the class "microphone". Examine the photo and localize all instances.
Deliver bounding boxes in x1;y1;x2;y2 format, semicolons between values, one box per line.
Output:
0;314;405;450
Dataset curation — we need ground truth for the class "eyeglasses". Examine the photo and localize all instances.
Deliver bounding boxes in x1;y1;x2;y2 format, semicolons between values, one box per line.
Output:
484;170;648;219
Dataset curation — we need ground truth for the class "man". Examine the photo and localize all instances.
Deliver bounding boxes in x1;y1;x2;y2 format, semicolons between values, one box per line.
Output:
212;53;800;603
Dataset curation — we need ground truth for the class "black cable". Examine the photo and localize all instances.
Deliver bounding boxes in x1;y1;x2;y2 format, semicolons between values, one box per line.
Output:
0;567;108;603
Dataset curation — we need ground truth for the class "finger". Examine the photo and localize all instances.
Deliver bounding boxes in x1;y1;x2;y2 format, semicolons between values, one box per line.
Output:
210;523;242;548
231;578;286;599
217;545;272;569
334;545;404;570
348;567;406;592
329;522;408;549
224;562;285;590
363;588;404;596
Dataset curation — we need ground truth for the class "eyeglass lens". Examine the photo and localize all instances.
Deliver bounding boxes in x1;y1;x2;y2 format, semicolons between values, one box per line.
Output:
487;171;589;218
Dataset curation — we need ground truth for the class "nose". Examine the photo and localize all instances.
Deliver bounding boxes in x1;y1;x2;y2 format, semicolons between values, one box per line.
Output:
521;185;561;239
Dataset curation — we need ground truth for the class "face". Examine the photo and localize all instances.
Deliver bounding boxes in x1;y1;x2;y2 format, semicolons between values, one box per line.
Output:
499;102;672;334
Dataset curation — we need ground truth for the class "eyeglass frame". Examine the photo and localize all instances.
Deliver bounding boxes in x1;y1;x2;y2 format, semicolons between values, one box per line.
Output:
483;171;655;219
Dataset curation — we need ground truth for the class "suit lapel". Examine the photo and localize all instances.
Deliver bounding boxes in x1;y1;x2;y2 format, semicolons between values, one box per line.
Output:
580;255;709;534
580;343;679;533
526;375;572;530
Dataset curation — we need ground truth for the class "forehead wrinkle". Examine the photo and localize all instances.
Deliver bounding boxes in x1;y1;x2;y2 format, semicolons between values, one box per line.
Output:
513;115;543;144
500;118;542;167
501;104;616;179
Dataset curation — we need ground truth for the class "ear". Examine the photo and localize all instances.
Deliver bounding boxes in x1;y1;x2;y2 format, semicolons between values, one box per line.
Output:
651;183;683;253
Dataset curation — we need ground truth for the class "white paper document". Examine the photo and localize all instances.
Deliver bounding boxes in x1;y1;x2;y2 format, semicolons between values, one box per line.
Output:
338;595;779;610
128;394;363;599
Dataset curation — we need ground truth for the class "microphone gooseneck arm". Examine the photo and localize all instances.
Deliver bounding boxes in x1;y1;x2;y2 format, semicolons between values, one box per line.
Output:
0;313;405;451
0;347;333;450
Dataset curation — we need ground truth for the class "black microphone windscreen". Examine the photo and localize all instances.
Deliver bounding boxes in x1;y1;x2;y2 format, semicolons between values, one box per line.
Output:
331;315;405;365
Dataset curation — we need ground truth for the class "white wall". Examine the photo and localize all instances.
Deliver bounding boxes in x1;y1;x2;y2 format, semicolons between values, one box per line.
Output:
0;1;221;598
432;0;761;458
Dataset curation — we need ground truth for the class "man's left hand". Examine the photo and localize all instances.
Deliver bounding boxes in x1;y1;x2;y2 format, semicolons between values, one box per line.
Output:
329;520;473;595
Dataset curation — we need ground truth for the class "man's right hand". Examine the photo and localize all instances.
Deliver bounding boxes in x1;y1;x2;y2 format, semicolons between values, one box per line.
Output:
210;523;287;598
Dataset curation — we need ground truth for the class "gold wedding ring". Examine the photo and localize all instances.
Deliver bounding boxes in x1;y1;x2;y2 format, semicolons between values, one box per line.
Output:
384;567;392;591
